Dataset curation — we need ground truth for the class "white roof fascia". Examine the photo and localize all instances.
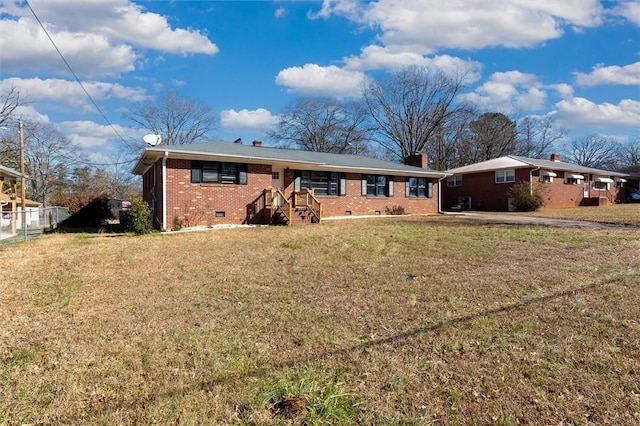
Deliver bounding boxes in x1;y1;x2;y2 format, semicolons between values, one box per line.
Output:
447;157;529;174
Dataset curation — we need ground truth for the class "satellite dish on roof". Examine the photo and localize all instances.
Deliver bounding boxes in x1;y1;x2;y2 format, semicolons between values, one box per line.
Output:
143;134;161;146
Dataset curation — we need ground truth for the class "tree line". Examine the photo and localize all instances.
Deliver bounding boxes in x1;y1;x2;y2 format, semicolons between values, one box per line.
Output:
1;66;638;211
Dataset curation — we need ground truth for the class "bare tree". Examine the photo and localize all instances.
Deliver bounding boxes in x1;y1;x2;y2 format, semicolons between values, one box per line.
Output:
0;120;77;206
515;115;567;158
562;135;619;169
123;91;218;146
617;139;640;169
268;97;372;154
0;86;23;128
362;66;470;162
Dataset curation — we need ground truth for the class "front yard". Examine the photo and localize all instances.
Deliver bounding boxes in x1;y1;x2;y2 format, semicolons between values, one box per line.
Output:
1;215;639;424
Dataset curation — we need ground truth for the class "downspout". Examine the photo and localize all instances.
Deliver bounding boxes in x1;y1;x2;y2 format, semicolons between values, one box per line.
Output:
437;175;447;214
162;151;168;231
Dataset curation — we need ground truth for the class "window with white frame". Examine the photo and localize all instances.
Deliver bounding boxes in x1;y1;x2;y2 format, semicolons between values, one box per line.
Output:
447;174;462;187
539;170;556;183
593;177;613;191
564;174;584;185
593;181;608;190
495;169;515;183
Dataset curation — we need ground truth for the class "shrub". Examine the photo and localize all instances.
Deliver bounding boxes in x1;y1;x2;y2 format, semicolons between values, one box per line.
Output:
121;198;152;235
509;181;544;211
385;205;406;215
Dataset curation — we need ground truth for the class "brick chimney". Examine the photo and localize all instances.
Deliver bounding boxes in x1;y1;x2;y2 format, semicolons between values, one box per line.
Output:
404;153;428;168
252;140;262;147
550;153;561;162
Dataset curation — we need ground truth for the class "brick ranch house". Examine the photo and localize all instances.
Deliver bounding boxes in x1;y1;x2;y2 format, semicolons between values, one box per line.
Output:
443;154;630;211
132;140;449;230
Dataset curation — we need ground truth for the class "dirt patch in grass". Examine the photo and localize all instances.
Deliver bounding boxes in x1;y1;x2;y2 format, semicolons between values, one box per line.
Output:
1;215;639;424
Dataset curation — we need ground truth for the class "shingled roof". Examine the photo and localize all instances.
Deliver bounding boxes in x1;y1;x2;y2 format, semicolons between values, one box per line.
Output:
133;140;448;178
447;155;628;178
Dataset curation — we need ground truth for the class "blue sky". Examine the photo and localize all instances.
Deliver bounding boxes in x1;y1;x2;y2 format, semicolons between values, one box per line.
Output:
0;0;638;169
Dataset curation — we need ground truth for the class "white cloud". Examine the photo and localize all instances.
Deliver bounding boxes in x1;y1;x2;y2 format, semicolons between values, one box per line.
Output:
463;71;546;112
57;120;131;148
8;0;218;54
0;0;218;77
549;83;574;99
274;6;287;18
343;45;481;81
612;1;640;25
221;108;279;131
308;0;362;20
0;18;137;76
574;62;640;87
314;0;603;53
275;64;367;97
554;97;640;128
12;105;51;123
0;77;150;111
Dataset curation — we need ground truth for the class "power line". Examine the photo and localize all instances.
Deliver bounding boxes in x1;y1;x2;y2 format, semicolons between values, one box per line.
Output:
24;0;136;168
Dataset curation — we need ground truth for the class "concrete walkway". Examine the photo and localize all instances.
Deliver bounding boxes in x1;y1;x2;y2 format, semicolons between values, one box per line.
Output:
448;211;640;231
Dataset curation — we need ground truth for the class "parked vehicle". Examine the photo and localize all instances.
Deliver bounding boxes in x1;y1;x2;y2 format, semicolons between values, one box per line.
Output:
626;187;640;203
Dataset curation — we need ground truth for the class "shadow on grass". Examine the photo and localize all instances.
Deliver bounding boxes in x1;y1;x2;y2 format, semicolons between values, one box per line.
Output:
209;280;606;386
47;223;126;235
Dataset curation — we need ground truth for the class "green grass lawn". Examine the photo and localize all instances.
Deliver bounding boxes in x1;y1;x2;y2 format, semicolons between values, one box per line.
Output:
529;203;640;226
1;215;639;425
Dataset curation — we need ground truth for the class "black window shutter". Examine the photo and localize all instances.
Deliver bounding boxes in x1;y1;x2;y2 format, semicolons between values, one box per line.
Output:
191;161;202;183
239;164;248;185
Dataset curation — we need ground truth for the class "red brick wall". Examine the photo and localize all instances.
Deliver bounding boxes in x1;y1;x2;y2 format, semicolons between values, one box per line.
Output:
442;169;531;210
143;160;441;229
312;173;439;217
442;168;625;211
532;171;585;208
163;159;271;228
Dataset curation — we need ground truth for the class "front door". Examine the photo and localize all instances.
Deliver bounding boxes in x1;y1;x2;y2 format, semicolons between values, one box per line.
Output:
272;168;284;191
583;175;590;198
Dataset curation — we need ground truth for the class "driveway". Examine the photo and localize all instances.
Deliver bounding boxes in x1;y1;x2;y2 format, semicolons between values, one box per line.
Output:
450;211;640;230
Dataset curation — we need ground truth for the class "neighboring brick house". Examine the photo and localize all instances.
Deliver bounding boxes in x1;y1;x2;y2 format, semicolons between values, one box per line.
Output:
132;140;448;230
443;154;630;211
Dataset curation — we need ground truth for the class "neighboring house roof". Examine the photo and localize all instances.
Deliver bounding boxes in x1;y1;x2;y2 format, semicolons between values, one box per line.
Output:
0;164;25;180
447;155;628;178
132;140;449;178
618;165;640;178
0;193;40;208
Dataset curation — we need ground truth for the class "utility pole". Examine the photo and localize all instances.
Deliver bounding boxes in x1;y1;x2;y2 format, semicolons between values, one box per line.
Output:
19;120;26;238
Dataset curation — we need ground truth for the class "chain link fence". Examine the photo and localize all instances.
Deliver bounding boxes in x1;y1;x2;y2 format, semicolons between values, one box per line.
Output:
0;206;69;246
